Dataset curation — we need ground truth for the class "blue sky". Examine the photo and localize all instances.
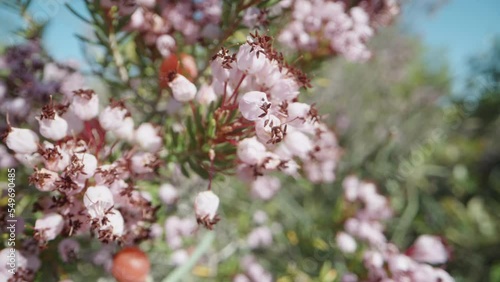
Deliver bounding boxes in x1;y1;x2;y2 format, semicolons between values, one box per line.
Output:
1;0;499;92
402;0;500;92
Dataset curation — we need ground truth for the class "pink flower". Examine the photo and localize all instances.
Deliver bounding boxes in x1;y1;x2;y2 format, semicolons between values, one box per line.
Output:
336;232;357;253
58;238;80;262
283;130;313;159
100;208;125;236
170;249;189;266
238;91;270;121
99;105;128;131
4;127;39;154
31;168;58;192
407;235;449;265
196;83;217;105
62;108;84;135
251;176;281;200
269;75;300;102
159;183;178;205
236;43;266;74
130;152;157;174
237;137;267;165
112;116;133;140
247;226;273;249
35;212;64;241
156;34;176;57
255;115;281;143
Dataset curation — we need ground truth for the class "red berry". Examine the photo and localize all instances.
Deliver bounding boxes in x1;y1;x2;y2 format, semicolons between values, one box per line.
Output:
112;247;150;282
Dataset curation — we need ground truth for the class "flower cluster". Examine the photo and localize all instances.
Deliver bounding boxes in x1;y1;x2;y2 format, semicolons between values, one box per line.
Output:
101;0;222;57
0;39;84;168
207;33;341;193
1;90;163;280
278;0;399;61
337;176;454;282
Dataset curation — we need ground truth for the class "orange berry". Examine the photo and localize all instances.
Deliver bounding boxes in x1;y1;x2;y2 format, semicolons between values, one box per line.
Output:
111;247;150;282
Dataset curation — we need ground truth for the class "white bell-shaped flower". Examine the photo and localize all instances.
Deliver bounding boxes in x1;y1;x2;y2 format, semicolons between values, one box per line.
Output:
71;91;99;121
75;152;98;179
238;91;270;121
236;43;266;74
99;106;128;131
38;113;68;141
169;73;197;102
194;190;220;221
4;127;39;154
100;208;125;236
84;185;115;219
34;213;64;241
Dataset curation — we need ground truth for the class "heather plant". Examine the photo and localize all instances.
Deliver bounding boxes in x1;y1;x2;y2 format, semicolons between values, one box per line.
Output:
0;1;466;282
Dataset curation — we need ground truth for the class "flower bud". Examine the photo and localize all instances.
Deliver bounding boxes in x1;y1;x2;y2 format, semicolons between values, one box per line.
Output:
169;73;197;102
112;247;150;282
238;91;270;121
4;127;39;154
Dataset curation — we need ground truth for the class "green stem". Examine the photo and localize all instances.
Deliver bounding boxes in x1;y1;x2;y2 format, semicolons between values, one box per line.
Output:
162;231;216;282
391;184;419;245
